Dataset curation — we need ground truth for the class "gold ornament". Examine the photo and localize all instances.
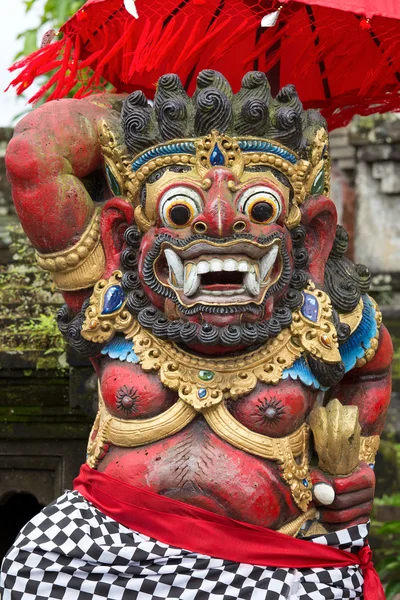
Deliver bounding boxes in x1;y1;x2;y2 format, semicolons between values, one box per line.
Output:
309;398;361;476
195;130;245;179
130;325;299;411
291;284;341;364
306;127;331;198
81;271;136;343
82;283;342;408
339;298;364;334
99;119;137;202
87;386;197;468
359;435;380;465
35;208;105;291
277;508;318;537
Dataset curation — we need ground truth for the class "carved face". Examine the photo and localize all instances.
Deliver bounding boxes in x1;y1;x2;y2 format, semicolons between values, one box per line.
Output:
137;164;293;331
96;127;337;353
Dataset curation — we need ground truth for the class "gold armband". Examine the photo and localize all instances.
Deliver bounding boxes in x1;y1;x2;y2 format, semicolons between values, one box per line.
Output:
35;208;105;291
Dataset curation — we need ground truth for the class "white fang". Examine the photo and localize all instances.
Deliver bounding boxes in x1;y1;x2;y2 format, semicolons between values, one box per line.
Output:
165;249;184;287
244;269;260;296
184;264;200;297
260;246;279;280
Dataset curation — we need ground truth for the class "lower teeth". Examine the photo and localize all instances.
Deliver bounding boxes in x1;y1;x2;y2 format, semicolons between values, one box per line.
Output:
200;287;246;296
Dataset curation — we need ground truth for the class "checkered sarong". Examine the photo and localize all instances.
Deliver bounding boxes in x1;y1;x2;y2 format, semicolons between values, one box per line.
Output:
1;491;366;600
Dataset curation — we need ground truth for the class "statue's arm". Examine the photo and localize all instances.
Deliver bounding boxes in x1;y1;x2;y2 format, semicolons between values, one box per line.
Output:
5;95;119;253
312;324;393;527
333;324;393;436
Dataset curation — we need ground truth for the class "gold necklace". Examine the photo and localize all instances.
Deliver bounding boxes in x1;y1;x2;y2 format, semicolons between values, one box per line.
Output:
82;278;342;410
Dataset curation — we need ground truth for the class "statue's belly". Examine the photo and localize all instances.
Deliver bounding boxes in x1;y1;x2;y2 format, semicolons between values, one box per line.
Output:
97;358;317;529
98;419;300;529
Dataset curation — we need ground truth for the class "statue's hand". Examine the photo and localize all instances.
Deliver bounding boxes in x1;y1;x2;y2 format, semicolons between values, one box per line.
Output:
311;463;375;528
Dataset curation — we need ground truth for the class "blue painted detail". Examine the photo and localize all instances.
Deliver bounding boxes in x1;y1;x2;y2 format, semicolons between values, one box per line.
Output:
302;479;309;488
210;144;225;166
238;140;297;164
282;357;329;391
101;336;139;364
301;292;319;323
368;463;375;470
282;296;378;390
105;163;121;196
101;285;125;315
131;141;196;171
198;388;207;399
339;295;378;374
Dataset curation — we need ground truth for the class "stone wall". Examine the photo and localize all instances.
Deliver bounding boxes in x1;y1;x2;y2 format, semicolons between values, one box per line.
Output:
0;128;15;266
0;129;94;555
350;115;400;274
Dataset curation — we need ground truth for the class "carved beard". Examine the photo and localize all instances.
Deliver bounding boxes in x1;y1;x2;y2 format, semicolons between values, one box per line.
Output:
119;225;308;349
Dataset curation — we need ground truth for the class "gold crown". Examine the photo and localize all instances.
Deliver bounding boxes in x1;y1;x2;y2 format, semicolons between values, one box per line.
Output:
99;121;330;231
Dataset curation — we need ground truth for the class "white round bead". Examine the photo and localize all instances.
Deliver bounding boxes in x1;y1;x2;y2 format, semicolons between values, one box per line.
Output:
313;483;335;506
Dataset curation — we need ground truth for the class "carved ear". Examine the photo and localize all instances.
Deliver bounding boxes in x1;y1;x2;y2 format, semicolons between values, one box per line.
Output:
100;198;135;278
300;196;337;285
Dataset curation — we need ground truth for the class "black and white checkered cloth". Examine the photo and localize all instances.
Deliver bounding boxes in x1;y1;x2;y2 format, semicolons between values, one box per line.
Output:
1;491;366;600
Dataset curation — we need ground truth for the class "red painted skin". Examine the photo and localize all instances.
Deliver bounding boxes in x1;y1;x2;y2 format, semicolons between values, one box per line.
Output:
5;96;393;532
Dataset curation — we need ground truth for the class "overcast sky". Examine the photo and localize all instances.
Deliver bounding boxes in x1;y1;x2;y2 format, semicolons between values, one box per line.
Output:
0;1;44;127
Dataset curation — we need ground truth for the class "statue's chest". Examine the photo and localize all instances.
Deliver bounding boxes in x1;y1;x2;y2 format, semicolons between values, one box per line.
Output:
227;379;317;437
99;357;317;438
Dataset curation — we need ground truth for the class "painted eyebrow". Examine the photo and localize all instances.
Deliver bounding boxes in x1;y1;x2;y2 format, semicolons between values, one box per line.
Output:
141;165;195;208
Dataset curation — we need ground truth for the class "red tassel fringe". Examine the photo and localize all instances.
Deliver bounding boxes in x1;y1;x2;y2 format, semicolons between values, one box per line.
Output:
6;0;400;130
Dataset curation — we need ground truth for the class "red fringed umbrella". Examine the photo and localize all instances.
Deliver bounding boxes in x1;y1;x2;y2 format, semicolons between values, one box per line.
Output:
9;0;400;128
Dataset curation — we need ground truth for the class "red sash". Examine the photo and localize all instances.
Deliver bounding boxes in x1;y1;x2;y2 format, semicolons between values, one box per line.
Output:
74;464;384;600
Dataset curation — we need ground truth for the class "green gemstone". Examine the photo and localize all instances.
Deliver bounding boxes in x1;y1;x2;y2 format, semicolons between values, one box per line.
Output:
198;370;215;382
106;163;121;196
311;168;325;195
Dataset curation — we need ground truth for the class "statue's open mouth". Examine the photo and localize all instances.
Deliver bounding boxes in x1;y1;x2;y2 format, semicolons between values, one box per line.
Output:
154;238;283;307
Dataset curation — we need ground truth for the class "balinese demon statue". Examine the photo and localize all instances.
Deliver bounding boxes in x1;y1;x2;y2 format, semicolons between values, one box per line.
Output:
1;70;392;600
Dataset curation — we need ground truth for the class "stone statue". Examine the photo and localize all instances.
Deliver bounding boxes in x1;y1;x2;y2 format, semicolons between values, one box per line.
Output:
1;70;392;600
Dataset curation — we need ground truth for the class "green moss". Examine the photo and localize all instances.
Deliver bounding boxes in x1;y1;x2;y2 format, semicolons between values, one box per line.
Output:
391;334;400;379
1;226;66;366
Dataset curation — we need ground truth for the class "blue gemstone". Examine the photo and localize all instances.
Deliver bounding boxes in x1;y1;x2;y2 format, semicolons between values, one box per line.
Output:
210;144;225;166
102;285;125;315
302;479;309;487
301;293;319;323
198;388;207;399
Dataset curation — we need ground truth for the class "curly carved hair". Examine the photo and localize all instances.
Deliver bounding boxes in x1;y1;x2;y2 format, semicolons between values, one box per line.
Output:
121;70;327;158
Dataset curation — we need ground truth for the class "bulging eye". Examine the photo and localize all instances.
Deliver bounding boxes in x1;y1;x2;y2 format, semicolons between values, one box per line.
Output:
237;186;282;224
159;186;203;228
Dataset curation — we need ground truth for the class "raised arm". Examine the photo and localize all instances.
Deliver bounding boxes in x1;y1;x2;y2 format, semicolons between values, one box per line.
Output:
5;95;121;252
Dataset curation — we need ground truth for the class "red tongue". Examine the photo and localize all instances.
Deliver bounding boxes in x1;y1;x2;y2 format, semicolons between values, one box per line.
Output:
200;271;244;289
201;284;243;292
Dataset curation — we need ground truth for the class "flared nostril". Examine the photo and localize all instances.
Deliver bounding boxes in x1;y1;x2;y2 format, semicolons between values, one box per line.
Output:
194;221;208;234
233;220;247;233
